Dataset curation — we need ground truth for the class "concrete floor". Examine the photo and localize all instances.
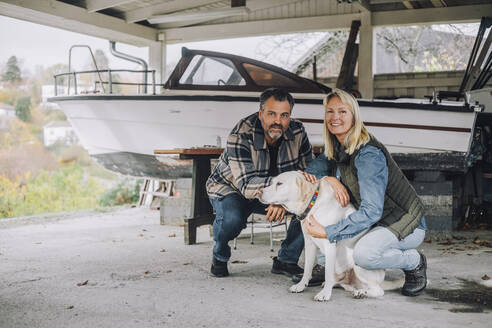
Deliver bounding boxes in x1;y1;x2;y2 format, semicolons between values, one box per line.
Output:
1;207;491;328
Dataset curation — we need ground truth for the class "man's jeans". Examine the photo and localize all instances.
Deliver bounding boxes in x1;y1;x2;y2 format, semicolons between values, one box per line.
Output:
210;193;304;264
318;225;425;271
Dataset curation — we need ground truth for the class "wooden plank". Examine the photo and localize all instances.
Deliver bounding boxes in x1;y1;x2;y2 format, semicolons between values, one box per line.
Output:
154;148;224;155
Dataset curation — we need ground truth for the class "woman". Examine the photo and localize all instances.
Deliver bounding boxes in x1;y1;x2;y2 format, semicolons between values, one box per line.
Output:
302;88;427;297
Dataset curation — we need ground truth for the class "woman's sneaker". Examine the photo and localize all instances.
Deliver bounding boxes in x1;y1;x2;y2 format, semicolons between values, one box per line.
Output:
402;252;427;296
291;264;325;287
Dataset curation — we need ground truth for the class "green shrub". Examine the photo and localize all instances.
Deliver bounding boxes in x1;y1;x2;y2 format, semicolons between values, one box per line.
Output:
0;164;105;218
98;178;142;207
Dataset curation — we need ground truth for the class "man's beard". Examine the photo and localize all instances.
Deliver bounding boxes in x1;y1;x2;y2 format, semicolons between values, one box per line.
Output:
267;124;283;140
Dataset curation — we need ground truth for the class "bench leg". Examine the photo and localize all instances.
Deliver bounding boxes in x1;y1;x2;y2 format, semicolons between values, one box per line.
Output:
184;215;215;245
184;219;197;245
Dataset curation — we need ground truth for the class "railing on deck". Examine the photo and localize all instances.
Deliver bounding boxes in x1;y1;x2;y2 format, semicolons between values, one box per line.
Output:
53;69;158;96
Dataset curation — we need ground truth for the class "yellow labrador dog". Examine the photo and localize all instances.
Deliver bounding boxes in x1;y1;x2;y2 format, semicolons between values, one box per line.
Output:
259;171;389;301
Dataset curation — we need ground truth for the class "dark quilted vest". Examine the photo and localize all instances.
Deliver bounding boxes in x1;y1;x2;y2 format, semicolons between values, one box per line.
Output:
334;136;424;240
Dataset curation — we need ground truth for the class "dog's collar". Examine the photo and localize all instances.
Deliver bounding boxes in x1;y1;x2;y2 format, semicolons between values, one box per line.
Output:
298;184;320;221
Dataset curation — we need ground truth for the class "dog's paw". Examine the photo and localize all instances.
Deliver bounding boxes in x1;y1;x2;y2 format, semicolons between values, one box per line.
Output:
289;283;306;293
314;289;332;302
352;289;368;299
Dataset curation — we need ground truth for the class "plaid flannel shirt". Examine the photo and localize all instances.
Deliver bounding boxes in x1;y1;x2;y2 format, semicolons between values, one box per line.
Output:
206;112;313;200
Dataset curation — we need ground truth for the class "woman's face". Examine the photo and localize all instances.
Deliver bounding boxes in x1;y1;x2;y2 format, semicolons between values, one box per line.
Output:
325;96;354;143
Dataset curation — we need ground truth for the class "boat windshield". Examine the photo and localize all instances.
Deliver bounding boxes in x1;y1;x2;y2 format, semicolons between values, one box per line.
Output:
242;63;301;88
179;55;246;86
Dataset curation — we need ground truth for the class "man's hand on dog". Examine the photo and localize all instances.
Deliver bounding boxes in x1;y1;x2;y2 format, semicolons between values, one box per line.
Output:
265;204;286;222
304;215;327;238
323;176;350;207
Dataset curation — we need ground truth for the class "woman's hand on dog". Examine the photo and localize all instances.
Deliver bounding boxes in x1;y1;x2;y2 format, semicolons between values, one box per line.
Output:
265;204;286;223
323;176;350;207
304;215;327;238
298;170;317;184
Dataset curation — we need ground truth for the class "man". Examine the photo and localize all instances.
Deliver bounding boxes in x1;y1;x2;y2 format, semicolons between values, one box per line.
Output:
206;88;313;277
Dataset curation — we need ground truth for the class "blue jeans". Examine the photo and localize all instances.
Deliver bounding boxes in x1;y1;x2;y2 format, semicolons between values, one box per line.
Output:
210;193;304;263
318;225;425;271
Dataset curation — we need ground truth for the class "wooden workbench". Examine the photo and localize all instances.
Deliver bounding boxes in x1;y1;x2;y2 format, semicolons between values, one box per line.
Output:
154;148;224;245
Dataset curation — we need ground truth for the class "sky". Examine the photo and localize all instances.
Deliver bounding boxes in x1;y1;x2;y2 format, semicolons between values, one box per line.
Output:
0;15;270;77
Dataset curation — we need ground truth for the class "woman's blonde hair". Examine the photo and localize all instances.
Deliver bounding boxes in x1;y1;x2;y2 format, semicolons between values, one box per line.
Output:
323;88;370;159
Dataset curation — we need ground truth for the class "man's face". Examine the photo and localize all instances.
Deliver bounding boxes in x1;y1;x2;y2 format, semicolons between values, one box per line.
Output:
258;97;291;145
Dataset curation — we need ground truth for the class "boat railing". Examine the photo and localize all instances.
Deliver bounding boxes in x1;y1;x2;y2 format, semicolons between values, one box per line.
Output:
53;69;158;96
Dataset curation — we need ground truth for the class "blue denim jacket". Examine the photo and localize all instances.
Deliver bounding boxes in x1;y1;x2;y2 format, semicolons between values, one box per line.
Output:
306;145;426;243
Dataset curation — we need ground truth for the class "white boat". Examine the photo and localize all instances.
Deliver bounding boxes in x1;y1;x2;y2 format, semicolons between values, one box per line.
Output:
49;47;489;179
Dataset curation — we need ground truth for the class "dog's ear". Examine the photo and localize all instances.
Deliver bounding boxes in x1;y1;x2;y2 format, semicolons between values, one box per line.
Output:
296;175;313;205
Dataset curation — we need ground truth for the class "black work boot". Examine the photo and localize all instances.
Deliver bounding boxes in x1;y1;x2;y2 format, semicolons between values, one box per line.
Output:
402;252;427;296
292;264;325;287
271;256;303;277
211;256;229;277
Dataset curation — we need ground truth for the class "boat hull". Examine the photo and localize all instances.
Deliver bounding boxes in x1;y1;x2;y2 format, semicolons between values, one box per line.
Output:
50;91;476;178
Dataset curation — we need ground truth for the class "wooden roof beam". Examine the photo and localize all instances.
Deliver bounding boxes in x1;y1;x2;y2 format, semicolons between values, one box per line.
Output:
162;12;361;43
124;0;220;23
402;1;414;9
150;0;301;30
373;3;489;26
430;0;447;7
353;0;371;12
0;0;157;46
86;0;134;13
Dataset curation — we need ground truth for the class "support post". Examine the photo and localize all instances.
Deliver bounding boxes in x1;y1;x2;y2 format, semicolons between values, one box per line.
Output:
149;38;167;93
359;11;374;99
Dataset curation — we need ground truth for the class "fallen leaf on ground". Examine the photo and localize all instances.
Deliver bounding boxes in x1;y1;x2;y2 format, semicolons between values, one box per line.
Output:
76;280;88;286
473;238;492;247
144;271;150;275
183;262;191;265
482;274;490;280
467;245;479;249
232;260;248;264
66;305;74;310
168;233;176;238
165;270;172;273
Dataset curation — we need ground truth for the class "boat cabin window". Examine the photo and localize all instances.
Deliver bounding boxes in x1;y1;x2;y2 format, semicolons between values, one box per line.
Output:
179;55;246;86
242;63;301;88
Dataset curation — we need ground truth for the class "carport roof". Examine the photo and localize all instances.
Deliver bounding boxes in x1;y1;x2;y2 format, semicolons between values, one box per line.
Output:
0;0;489;45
